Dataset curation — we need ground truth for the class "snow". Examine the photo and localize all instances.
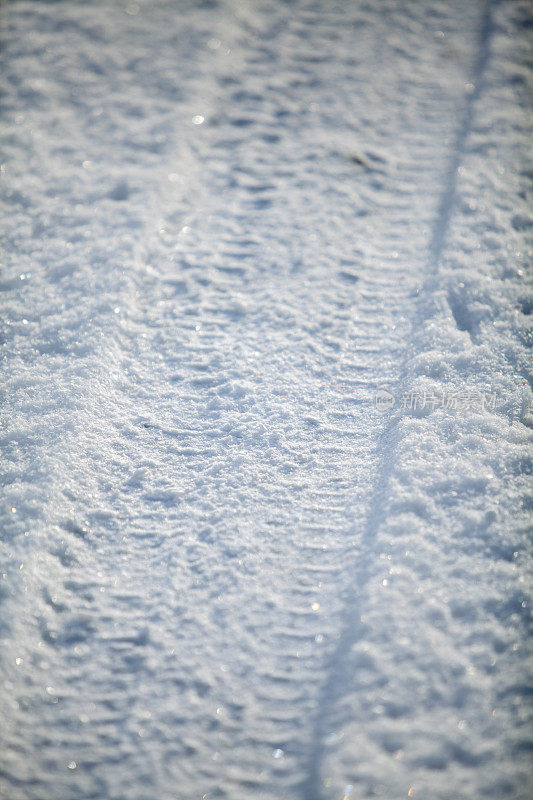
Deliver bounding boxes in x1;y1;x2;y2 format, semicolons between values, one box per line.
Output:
0;1;531;799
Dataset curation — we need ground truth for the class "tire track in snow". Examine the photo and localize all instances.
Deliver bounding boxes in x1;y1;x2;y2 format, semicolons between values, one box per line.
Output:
300;3;497;797
112;7;416;795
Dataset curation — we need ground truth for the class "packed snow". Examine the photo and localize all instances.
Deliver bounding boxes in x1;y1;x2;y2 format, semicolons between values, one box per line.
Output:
1;1;532;799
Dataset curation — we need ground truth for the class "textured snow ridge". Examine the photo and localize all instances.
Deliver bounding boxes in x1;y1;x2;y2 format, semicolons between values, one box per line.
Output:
0;1;531;799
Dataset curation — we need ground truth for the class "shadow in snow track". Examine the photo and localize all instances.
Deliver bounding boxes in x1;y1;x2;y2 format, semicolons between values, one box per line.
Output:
429;0;497;267
299;2;497;798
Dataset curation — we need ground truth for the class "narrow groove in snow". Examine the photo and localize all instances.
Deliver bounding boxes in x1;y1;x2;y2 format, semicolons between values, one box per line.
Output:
428;0;497;269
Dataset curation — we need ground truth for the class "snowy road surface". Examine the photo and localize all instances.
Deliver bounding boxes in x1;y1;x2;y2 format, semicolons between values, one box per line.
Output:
1;1;532;798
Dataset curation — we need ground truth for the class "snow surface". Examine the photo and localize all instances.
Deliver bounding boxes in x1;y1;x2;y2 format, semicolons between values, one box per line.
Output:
0;1;532;799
